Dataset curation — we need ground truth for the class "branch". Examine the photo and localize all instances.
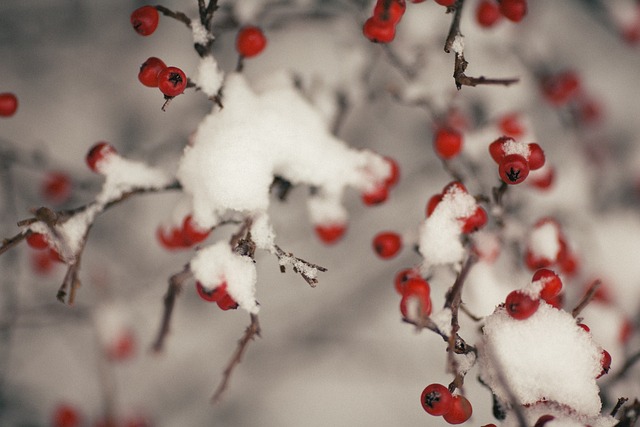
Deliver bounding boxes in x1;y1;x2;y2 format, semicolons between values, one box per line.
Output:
571;279;601;318
151;266;193;353
154;5;191;28
614;399;640;427
211;313;261;404
273;244;327;288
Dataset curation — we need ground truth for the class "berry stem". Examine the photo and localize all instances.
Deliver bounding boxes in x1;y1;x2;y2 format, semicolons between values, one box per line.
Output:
571;278;601;318
154;5;191;27
151;265;193;353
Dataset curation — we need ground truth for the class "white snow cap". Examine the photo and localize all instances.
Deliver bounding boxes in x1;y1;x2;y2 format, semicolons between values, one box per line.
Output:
194;55;224;97
528;220;561;262
479;303;604;417
190;241;259;314
502;138;531;158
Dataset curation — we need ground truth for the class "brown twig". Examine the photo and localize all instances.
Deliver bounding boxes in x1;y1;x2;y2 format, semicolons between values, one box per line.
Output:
273;244;327;287
612;397;630;417
151;266;193;353
211;313;261;404
607;350;640;385
571;279;601;318
614;399;640;427
154;5;191;27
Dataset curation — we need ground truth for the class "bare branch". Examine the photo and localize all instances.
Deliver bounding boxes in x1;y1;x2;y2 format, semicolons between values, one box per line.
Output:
151;266;193;353
273;244;327;288
154;5;191;28
572;279;601;318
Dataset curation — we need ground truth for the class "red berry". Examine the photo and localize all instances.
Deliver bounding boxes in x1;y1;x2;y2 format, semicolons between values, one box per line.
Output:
499;153;529;184
488;136;512;163
443;180;468;194
49;247;64;263
31;250;55;275
130;6;159;36
442;394;473;424
86;142;117;173
400;278;432;319
373;0;407;24
532;268;562;302
527;143;545;170
384;156;400;188
157;66;187;97
0;92;18;117
216;292;239;310
420;383;453;416
534;415;555;427
433;127;463;160
372;231;402;259
461;206;488;234
315;223;346;244
505;290;539;320
236;26;267;58
394;268;422;294
578;323;590;333
363;17;396;43
52;403;81;427
182;215;210;245
156;225;186;250
498;113;524;137
42;171;72;204
525;249;553;271
107;329;136;361
541;70;581;106
499;0;527;22
362;183;389;205
529;166;555;190
476;0;502;28
435;0;456;6
426;194;443;217
138;57;167;87
26;232;49;249
196;281;226;302
597;349;611;378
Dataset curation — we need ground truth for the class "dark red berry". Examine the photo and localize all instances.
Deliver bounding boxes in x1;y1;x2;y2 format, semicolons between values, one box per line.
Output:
32;250;55;275
597;350;611;378
476;0;502;28
156;225;186;250
435;0;456;6
52;403;81;427
236;26;267;58
499;0;527;22
394;268;422;294
26;232;49;249
532;268;562;302
362;183;389;206
42;171;72;204
527;143;545;170
433;127;463;160
130;6;159;36
461;206;488;234
426;194;443;217
442;394;473;424
505;290;539;320
498;113;524;137
489;136;512;163
578;323;590;333
499;153;529;184
534;415;555;427
182;215;210;245
138;57;167;87
384;156;400;187
420;383;453;416
315;223;346;244
157;66;187;97
541;70;581;106
86;142;117;173
196;281;226;302
373;0;406;24
216;292;239;310
0;92;18;117
363;17;396;43
400;278;432;319
372;231;402;259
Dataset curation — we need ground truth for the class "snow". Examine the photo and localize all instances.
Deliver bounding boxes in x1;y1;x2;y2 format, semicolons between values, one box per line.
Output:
193;56;224;97
451;34;465;55
190;19;213;46
502;138;531;158
528;220;561;261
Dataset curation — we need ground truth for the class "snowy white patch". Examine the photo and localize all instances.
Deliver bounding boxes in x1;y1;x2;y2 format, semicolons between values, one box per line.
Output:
451;34;465;55
191;19;213;46
94;303;130;345
96;156;173;205
429;307;453;336
190;242;258;313
251;212;275;250
500;402;617;427
502;138;531;158
194;56;224;97
233;0;267;24
528;221;561;261
479;304;603;416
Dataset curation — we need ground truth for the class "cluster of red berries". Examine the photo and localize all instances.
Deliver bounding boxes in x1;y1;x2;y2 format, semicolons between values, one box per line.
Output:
130;5;159;36
394;268;432;321
157;215;211;250
86;141;118;174
504;268;563;320
475;0;527;28
489;136;545;185
426;181;488;233
26;232;63;275
362;0;406;44
236;26;267;58
524;217;579;276
0;92;18;117
433;126;463;160
195;281;238;310
138;57;188;98
420;383;473;424
372;231;403;259
362;156;400;206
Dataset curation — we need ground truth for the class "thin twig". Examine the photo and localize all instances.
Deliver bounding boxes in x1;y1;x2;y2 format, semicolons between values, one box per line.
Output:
211;313;261;404
572;279;601;318
154;5;191;27
151;266;193;353
273;245;327;287
612;397;630;417
608;350;640;384
614;399;640;427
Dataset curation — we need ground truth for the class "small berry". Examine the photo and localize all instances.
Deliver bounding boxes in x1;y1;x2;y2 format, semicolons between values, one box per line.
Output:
461;206;488;234
488;136;512;163
107;329;136;361
196;281;226;302
400;278;432;319
529;166;555;190
433;127;463;160
86;142;117;173
499;0;527;22
362;183;389;206
499;153;529;184
26;232;49;250
373;0;407;25
157;66;187;97
31;250;55;275
527;143;545;170
216;292;239;310
541;70;581;106
130;6;159;36
394;268;422;294
384;156;400;187
534;415;556;427
42;171;72;205
532;268;562;302
442;395;473;424
372;231;402;259
182;215;210;245
0;92;18;117
315;223;346;244
363;17;396;43
420;383;453;416
578;323;590;333
236;26;267;58
156;225;186;250
597;349;611;378
138;57;167;87
435;0;456;6
52;403;81;427
498;113;524;137
426;194;443;217
476;0;502;28
505;290;539;320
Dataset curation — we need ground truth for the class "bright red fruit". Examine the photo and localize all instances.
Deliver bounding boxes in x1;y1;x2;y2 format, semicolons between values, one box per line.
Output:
534;415;556;427
505;290;539;320
157;225;185;250
499;0;527;22
315;223;346;244
138;57;167;87
130;6;159;36
433;127;463;159
541;70;581;106
394;268;422;294
107;329;136;361
157;66;187;97
499;113;524;137
476;0;502;28
578;323;590;333
52;403;81;427
442;394;473;424
362;183;389;205
532;268;562;302
363;17;396;43
461;206;488;234
426;194;443;217
372;231;402;259
420;383;453;416
182;215;210;245
529;166;555;190
26;232;49;249
597;349;611;378
400;278;432;319
236;26;267;58
527;143;545;170
42;171;72;204
86;142;117;173
373;0;406;24
435;0;456;6
0;92;18;117
196;282;238;310
499;153;529;184
488;136;512;163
